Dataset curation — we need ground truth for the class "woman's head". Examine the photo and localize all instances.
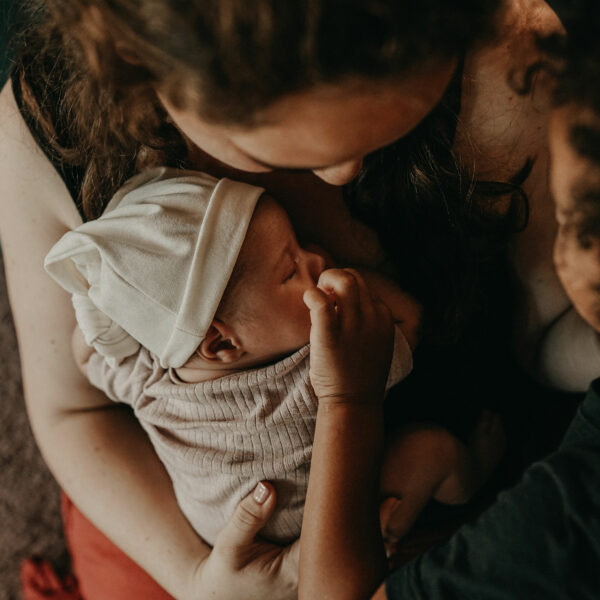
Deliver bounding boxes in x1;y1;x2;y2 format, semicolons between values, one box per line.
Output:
17;0;501;210
78;0;499;123
160;62;457;184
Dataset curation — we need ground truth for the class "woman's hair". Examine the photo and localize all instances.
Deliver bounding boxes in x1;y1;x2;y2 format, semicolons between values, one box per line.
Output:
344;64;529;343
14;0;500;219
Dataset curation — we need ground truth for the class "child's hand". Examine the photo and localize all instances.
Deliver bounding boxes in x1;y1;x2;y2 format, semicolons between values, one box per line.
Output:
303;268;394;405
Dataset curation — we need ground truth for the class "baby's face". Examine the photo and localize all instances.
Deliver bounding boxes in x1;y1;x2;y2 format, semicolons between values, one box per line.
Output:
230;195;332;362
550;104;600;331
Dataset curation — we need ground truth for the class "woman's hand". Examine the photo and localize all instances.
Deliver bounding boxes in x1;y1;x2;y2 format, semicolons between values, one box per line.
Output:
303;268;394;405
187;482;299;600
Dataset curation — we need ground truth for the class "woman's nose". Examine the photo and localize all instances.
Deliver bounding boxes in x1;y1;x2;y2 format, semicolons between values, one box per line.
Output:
312;158;363;186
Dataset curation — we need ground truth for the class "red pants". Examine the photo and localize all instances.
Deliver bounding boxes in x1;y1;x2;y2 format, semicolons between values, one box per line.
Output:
21;493;174;600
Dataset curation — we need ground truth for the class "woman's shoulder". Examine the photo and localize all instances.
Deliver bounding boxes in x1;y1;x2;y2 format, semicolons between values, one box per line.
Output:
0;78;81;231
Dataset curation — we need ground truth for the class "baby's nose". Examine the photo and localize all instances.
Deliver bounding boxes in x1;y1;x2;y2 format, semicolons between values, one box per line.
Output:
304;244;333;282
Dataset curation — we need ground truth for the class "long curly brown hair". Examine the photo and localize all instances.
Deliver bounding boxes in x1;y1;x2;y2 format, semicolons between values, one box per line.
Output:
13;0;500;220
13;0;521;343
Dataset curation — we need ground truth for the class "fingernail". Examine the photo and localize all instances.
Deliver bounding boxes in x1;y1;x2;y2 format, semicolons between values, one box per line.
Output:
253;482;269;504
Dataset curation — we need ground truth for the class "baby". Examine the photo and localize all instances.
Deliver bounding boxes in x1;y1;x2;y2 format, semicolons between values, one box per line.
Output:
45;167;503;546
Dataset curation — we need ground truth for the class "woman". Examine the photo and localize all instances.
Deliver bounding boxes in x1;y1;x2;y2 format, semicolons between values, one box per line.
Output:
300;7;600;597
0;1;589;598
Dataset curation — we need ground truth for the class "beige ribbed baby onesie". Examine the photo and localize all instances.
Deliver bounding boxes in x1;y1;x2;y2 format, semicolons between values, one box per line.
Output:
86;328;411;545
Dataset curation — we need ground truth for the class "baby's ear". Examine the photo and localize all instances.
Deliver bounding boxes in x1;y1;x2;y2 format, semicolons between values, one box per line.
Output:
197;320;245;364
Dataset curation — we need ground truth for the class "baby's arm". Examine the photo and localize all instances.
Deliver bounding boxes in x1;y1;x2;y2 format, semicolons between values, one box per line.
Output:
71;323;155;408
380;412;505;546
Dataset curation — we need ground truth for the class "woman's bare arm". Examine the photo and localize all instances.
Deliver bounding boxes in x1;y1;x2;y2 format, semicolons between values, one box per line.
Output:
0;80;302;600
0;79;213;598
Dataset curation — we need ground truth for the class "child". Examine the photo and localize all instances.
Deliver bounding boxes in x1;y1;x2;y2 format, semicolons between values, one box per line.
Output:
44;167;503;546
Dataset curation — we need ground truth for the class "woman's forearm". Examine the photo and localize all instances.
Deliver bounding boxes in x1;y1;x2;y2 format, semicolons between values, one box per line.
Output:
0;78;209;598
299;403;387;600
35;399;209;598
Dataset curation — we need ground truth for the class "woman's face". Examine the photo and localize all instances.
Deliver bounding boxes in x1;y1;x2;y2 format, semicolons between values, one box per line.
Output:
158;59;456;186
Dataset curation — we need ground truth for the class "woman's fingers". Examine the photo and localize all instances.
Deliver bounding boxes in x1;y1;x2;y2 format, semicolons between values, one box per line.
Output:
215;481;277;563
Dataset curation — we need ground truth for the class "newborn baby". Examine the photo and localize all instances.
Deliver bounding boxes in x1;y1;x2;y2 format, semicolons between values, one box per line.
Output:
45;167;502;545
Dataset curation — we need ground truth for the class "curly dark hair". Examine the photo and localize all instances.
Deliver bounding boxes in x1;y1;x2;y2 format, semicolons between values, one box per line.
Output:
344;60;530;343
13;0;501;219
12;0;516;342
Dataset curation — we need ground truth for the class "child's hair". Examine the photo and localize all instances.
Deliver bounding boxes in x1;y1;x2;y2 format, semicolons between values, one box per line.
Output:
542;2;600;249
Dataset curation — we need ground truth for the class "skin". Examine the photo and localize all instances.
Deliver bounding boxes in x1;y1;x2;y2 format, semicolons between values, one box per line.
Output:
0;1;587;598
178;195;332;380
178;196;421;382
550;105;600;331
158;60;457;186
533;103;600;391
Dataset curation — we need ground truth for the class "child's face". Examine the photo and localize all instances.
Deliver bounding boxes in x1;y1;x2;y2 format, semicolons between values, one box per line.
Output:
550;104;600;331
230;195;332;362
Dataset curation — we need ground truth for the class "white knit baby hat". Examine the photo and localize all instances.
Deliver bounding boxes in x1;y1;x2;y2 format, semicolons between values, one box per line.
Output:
44;167;264;368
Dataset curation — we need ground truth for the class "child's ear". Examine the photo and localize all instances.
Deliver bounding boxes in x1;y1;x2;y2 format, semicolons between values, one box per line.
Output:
197;320;245;364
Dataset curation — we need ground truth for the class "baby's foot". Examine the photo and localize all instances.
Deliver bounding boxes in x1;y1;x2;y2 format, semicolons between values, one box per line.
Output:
468;410;507;485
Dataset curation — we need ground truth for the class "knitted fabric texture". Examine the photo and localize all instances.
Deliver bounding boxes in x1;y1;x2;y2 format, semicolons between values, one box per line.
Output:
86;327;412;545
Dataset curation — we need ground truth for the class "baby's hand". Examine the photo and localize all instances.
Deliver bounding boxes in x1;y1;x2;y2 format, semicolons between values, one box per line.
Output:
303;268;394;405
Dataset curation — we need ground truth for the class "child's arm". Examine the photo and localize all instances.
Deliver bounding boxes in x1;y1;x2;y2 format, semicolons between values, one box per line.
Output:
380;412;505;546
299;268;395;600
71;324;160;409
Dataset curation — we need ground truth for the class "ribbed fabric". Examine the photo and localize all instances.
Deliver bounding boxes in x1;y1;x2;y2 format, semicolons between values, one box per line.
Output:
87;327;412;545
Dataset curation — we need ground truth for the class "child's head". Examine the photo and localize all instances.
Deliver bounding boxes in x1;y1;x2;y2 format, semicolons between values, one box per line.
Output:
546;4;600;330
45;167;330;369
196;195;330;369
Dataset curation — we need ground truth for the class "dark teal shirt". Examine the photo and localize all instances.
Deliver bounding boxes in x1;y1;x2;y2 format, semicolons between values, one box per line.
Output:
386;379;600;599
